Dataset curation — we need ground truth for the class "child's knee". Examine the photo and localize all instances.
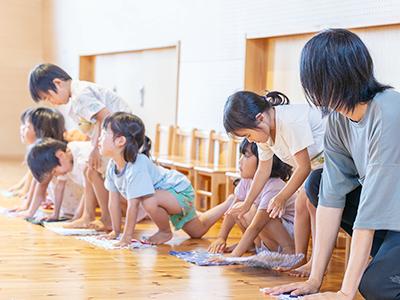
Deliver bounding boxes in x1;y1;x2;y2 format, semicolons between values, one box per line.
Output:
86;167;100;183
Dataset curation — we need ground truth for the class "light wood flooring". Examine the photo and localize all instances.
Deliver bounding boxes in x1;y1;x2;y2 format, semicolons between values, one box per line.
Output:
0;160;364;299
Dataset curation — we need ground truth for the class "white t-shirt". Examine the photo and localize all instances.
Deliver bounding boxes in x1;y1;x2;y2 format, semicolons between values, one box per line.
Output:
57;141;108;186
257;104;326;168
68;80;132;141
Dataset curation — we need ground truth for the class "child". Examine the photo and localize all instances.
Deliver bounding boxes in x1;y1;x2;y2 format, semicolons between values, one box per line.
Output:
223;91;326;275
208;139;296;260
27;138;108;223
29;63;133;229
98;112;235;246
11;107;84;218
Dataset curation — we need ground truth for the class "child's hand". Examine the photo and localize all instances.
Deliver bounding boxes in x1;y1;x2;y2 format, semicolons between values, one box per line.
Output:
205;254;233;264
14;211;34;218
225;201;251;219
113;235;132;248
35;214;58;222
267;195;286;219
7;204;28;213
98;230;119;240
88;148;102;171
208;238;227;254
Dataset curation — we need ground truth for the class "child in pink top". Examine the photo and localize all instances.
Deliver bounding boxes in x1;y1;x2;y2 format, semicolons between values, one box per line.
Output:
208;139;295;257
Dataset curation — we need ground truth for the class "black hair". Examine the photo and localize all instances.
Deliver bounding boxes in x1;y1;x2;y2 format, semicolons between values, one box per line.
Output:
28;63;72;103
27;138;67;183
239;138;292;182
300;28;392;114
25;107;66;142
103;112;152;163
223;91;289;137
20;108;35;124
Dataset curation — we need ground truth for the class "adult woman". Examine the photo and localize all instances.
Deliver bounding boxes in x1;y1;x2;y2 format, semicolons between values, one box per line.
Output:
265;28;400;300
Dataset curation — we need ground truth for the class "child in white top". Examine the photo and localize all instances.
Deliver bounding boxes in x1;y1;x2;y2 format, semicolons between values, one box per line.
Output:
28;63;134;230
27;139;108;221
208;139;296;260
98;112;235;246
11;107;83;219
223;91;326;275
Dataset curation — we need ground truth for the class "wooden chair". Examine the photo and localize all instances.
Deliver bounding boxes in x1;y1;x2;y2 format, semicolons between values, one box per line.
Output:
224;138;242;198
171;129;215;184
156;126;194;169
152;124;174;163
193;134;238;211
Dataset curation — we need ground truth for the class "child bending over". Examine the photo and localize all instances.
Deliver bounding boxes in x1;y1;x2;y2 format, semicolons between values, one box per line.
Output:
11;107;83;219
98;112;235;246
27;138;108;224
29;63;137;230
208;140;296;261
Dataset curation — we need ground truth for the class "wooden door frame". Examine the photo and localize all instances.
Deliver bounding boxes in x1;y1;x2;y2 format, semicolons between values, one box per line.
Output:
79;42;181;125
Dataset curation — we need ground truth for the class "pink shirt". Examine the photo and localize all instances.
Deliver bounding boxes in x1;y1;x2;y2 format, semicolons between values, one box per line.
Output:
234;177;296;223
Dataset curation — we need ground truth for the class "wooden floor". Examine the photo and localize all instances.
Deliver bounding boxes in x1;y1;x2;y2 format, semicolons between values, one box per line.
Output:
0;160;365;300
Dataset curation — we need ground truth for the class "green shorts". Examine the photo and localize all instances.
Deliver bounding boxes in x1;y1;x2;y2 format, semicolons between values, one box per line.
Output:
168;185;197;231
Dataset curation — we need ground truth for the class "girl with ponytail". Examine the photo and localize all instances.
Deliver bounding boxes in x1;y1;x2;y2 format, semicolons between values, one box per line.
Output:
99;112;235;246
223;91;326;275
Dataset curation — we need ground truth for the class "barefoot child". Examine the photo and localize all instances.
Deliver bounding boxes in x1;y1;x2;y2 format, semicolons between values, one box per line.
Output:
98;112;235;246
208;139;296;261
11;107;84;218
27;138;108;223
28;63;135;229
223;91;326;274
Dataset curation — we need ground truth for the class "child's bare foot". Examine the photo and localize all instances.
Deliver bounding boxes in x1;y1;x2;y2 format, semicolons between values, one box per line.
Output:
63;217;93;229
145;230;173;245
85;219;112;231
277;255;307;272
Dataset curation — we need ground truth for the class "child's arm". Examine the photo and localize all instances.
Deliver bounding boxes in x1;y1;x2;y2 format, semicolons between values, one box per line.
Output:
207;210;270;263
7;176;37;212
267;148;311;218
226;159;273;219
36;179;66;221
88;107;111;171
14;171;33;196
14;177;51;218
100;191;122;240
113;198;140;248
208;197;240;253
7;170;30;192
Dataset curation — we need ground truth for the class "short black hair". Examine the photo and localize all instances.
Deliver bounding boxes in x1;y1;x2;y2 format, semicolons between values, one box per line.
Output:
27;138;67;183
223;91;289;138
300;28;392;114
103;112;152;163
28;63;72;103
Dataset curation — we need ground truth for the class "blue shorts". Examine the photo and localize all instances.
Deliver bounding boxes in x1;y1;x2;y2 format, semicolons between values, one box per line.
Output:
168;185;197;231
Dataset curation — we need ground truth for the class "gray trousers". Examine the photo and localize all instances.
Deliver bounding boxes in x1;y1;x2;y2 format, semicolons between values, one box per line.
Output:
305;169;400;300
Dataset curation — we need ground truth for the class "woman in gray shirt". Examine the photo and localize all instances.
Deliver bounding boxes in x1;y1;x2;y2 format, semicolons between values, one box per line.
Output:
264;29;400;300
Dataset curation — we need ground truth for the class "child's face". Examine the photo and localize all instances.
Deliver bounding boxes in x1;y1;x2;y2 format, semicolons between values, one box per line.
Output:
38;80;70;106
234;128;269;144
238;146;258;179
20;120;36;144
52;150;73;176
98;126;121;157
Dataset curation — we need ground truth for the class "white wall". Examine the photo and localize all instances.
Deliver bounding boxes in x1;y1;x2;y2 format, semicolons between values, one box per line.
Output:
45;0;400;134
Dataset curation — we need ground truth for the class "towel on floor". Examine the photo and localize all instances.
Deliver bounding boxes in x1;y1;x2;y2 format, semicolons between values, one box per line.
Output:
25;217;70;227
262;291;303;299
223;251;304;269
0;190;17;198
76;235;156;250
43;221;106;235
169;250;235;266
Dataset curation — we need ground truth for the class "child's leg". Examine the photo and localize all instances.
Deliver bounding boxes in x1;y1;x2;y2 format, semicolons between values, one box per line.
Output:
181;193;237;239
292;188;311;265
141;189;183;244
71;194;85;220
288;199;317;277
85;168;111;230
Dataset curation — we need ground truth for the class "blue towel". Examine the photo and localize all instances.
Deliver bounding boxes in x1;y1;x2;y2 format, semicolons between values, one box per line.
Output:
169;250;235;266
